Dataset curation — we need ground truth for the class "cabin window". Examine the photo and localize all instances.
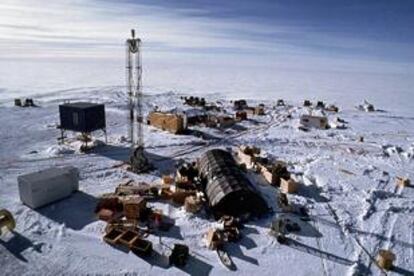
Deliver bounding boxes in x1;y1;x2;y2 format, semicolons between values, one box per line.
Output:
72;112;79;126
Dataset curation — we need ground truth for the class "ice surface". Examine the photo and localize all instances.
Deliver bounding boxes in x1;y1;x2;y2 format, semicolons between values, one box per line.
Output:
1;60;414;115
0;84;413;275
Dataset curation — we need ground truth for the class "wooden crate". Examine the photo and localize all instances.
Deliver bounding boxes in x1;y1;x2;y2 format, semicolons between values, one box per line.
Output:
103;228;124;245
218;116;235;128
235;111;247;121
257;161;290;186
148;112;185;134
396;177;410;187
184;196;202;213
97;208;115;222
257;163;273;184
254;106;265;115
206;228;223;250
131;238;152;256
118;230;140;248
280;178;299;194
160;187;173;200
122;196;147;220
171;189;195;205
162;175;174;185
115;184;147;196
236;148;255;169
95;193;121;213
300;115;328;129
377;249;395;270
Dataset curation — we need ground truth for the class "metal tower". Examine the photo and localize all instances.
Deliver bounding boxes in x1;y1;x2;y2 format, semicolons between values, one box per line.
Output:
126;29;151;173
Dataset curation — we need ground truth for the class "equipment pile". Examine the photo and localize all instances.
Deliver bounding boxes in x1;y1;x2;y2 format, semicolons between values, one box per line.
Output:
96;180;193;266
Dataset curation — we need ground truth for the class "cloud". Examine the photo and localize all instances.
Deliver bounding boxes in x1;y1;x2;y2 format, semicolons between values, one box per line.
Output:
0;0;413;76
0;0;267;59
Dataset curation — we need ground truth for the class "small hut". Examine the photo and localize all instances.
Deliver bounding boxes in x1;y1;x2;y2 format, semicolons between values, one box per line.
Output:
234;99;248;110
277;99;285;107
303;100;312;107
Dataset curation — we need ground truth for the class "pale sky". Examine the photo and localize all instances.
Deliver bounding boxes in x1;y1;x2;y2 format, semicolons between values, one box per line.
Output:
1;0;413;74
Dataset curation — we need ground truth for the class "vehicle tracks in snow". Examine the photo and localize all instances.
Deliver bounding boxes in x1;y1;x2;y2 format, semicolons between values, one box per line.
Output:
153;112;286;160
345;176;403;275
1;112;287;172
310;208;329;276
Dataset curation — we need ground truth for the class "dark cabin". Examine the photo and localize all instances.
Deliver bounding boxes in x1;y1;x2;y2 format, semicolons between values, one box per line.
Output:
198;149;268;218
59;102;106;133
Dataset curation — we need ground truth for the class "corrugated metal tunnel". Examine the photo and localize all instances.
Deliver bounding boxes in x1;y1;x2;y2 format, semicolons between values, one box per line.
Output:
198;149;268;218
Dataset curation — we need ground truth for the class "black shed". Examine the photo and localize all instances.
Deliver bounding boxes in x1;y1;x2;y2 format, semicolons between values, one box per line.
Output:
59;102;106;133
198;149;268;218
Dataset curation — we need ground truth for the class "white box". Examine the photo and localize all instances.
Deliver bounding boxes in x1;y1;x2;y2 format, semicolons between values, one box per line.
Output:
17;166;79;209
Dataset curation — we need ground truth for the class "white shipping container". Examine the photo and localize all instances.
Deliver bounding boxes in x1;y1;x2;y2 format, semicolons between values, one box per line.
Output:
17;166;79;209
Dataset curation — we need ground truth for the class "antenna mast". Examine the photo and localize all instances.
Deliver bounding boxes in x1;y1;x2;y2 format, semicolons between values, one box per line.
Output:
126;29;151;173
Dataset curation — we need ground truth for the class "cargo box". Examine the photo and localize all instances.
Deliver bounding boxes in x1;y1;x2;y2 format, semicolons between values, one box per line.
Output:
17;166;79;209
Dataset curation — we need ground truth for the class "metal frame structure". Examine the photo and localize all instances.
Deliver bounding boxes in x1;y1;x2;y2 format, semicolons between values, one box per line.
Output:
126;29;151;173
59;128;107;152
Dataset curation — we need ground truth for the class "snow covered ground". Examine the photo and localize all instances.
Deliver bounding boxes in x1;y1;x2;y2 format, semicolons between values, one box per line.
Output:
0;86;413;275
